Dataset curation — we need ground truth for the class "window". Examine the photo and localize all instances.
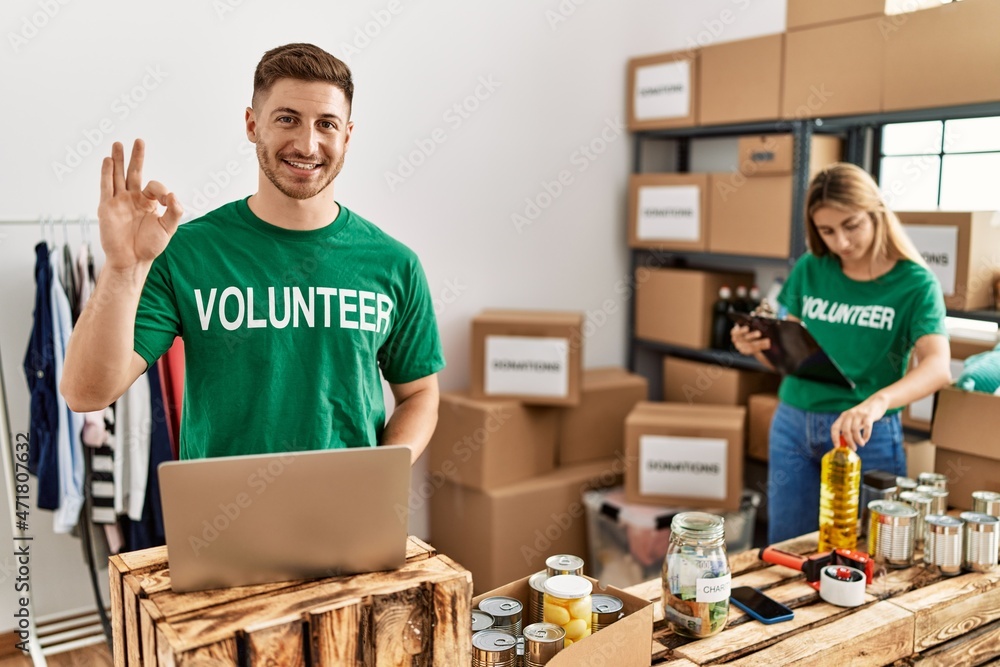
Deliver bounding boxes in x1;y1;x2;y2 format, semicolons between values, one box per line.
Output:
877;116;1000;211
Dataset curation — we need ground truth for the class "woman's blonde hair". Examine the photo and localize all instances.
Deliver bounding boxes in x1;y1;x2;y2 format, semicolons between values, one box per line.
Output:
805;162;925;267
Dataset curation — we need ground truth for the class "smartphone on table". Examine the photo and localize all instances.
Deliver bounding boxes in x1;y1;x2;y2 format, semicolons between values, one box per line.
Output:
729;586;794;624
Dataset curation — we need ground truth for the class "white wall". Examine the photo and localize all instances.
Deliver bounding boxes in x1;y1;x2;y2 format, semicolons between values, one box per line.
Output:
0;0;785;626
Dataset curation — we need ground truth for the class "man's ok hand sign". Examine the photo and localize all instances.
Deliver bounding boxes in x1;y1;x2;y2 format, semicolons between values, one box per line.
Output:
98;139;183;271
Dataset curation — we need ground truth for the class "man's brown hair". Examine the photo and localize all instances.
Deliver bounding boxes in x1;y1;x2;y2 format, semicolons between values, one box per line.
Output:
252;43;354;111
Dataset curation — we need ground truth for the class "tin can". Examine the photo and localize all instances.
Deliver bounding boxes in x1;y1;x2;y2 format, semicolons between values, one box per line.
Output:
915;485;949;515
869;500;918;568
917;472;948;491
528;571;548;626
591;594;625;632
545;554;584;578
523;623;564;666
479;597;523;637
924;515;963;576
960;511;999;573
896;477;918;495
973;491;1000;561
517;636;524;667
472;610;495;633
897;491;933;551
472;630;518;667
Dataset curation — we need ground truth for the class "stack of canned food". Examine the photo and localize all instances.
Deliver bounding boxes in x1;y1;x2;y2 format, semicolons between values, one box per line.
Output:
866;472;999;575
471;554;626;667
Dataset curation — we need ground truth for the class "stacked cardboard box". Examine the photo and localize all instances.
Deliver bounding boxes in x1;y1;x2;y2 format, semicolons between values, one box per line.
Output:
903;334;998;430
931;385;1000;510
429;311;649;593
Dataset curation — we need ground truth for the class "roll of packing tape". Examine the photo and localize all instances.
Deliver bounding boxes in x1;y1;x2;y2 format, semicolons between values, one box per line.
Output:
819;566;866;608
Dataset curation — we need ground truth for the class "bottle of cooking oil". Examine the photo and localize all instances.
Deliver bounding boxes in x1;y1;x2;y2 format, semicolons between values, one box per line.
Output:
818;435;862;552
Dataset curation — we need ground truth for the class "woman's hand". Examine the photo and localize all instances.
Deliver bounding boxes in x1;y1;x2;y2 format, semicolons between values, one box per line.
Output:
730;325;771;356
831;393;890;450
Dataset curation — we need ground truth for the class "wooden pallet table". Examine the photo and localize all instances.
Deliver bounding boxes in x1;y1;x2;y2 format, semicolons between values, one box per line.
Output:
108;536;472;666
624;532;1000;667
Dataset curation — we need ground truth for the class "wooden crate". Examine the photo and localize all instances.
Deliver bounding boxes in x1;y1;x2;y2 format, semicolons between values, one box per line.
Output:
626;531;1000;666
109;536;472;666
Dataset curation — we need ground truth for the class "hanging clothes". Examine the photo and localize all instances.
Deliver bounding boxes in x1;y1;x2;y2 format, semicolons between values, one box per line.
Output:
50;246;84;533
115;374;151;521
23;242;60;510
157;337;185;459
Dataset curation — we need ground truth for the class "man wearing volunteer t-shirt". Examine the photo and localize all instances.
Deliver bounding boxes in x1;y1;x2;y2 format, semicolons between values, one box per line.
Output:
61;43;444;462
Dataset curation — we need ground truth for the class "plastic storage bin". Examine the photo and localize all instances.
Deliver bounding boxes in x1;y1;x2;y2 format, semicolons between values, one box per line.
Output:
583;486;761;588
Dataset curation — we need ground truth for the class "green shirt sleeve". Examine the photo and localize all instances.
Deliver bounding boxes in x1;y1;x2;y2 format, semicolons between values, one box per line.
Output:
778;253;809;318
377;256;446;384
133;253;181;367
904;269;948;347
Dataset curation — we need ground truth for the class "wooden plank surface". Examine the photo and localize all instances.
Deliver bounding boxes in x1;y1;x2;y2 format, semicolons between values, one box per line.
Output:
372;585;431;666
890;569;1000;651
174;637;239;666
431;568;472;667
108;556;127;667
122;575;144;667
140;598;163;667
116;545;169;572
244;614;306;667
310;598;363;666
910;617;1000;667
724;601;914;667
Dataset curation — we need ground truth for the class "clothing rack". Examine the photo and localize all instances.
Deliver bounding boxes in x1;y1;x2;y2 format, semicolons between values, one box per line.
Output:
0;217;107;666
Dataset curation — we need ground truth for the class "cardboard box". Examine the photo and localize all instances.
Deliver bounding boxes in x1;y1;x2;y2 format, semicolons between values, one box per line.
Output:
930;385;1000;461
628;173;710;251
471;310;584;406
905;439;936;481
903;334;997;430
557;367;648;467
707;173;794;258
699;34;782;126
748;393;780;462
736;134;843;177
883;0;1000;112
628;49;699;131
933;448;1000;511
624;402;745;511
782;17;884;118
472;575;653;667
429;391;558;492
430;459;624;593
663;357;780;406
634;267;754;350
898;211;1000;311
786;0;886;30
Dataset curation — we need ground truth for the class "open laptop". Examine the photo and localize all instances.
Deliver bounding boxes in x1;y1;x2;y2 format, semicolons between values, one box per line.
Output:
158;445;411;593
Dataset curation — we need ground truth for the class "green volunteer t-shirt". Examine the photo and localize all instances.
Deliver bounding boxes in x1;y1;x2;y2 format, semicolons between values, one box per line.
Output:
133;197;446;459
777;252;946;413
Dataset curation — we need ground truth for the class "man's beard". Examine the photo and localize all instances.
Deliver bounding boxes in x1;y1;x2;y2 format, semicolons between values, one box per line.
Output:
256;140;344;200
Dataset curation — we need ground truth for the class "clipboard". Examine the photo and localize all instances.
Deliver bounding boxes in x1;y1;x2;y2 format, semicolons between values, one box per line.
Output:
728;312;856;389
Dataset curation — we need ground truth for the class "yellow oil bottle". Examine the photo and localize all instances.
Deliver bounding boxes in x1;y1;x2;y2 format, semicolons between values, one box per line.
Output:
818;436;862;552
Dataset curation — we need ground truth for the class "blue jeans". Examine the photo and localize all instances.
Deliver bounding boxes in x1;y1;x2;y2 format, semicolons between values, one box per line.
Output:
767;402;906;545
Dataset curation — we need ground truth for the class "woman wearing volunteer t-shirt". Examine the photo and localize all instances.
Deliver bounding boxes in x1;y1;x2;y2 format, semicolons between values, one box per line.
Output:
732;163;952;544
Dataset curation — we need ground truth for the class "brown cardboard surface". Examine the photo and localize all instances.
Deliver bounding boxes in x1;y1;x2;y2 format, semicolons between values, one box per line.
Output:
628;173;710;251
736;134;843;177
624;402;745;511
933;447;1000;511
473;576;654;667
428;391;558;492
930;386;1000;460
430;459;625;594
707;173;794;258
634;267;754;349
748;393;780;462
628;50;699;130
699;34;782;125
897;211;1000;311
902;334;997;430
905;439;936;481
471;309;583;406
782;17;884;118
883;0;1000;111
786;0;885;30
557;367;649;467
662;356;780;406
